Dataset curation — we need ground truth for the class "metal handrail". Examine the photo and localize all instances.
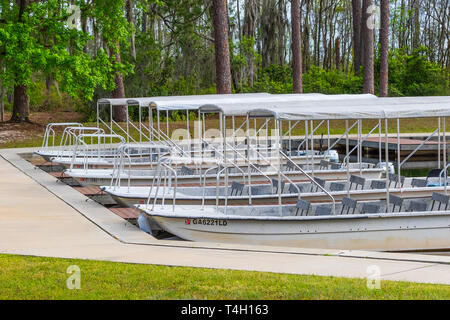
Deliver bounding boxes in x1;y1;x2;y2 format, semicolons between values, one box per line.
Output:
400;128;439;167
341;122;380;164
246;144;301;195
41;122;83;149
279;150;336;214
325;120;358;153
296;120;325;152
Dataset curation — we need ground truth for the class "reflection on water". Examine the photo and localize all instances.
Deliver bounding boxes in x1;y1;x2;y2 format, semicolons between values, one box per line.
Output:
400;168;433;177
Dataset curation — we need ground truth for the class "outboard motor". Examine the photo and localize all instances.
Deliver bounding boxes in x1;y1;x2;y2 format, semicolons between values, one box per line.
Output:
137;213;153;235
376;162;395;175
324;150;339;163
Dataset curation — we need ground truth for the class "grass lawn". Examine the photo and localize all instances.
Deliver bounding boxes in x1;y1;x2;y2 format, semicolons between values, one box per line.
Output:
0;254;449;300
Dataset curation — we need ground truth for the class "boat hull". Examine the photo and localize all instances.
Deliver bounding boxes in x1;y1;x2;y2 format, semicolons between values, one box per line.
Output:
144;210;450;251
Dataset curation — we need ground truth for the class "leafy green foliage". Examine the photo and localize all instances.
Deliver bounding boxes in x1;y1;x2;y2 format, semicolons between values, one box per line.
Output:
0;0;130;106
376;47;449;96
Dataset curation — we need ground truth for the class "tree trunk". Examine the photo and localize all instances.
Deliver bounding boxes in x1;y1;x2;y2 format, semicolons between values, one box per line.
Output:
412;0;420;50
243;0;257;86
0;79;4;122
352;0;362;75
125;0;136;60
291;0;302;93
10;0;31;122
10;85;30;123
303;0;311;72
111;43;127;122
212;0;232;94
379;0;389;97
362;0;374;94
335;37;340;70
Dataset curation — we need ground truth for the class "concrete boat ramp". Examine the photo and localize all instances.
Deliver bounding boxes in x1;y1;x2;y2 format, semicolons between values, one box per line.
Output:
1;147;450;286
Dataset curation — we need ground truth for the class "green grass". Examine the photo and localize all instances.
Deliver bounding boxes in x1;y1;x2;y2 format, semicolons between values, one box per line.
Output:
0;254;449;299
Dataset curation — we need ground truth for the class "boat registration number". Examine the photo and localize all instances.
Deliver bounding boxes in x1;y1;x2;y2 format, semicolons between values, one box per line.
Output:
186;218;228;226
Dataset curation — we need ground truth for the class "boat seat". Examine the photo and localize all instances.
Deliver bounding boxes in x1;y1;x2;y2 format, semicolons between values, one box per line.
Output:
341;197;357;215
427;169;444;179
288;183;304;194
285;160;296;171
389;174;405;188
389;194;404;212
296;199;310;216
230;181;245;196
407;200;428;212
361;202;382;214
370;180;386;190
330;182;346;192
319;160;329;170
411;178;427;188
312;177;326;192
271;178;286;194
350;175;366;190
315;206;332;216
331;163;342;170
431;192;450;211
181;166;194;176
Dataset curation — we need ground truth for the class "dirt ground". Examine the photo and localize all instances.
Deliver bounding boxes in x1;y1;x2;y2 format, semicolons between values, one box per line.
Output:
0;112;82;146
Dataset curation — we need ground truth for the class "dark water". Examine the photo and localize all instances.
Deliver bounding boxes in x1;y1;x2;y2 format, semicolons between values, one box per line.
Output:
400;168;433;177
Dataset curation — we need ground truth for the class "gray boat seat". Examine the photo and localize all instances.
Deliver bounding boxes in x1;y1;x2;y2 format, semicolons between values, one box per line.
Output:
350;175;366;190
427;169;443;179
431;192;450;211
181;166;194;175
271;178;286;193
296;199;310;216
370;180;386;190
230;181;245;196
331;163;342;170
411;178;428;188
361;202;382;214
312;177;326;192
330;182;346;192
389;174;405;188
285;160;296;171
407;199;428;212
341;197;357;214
315;206;332;216
389;194;404;212
288;183;304;194
319;160;329;170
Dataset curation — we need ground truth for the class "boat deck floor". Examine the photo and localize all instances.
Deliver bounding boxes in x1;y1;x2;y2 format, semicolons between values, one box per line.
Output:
1;147;450;285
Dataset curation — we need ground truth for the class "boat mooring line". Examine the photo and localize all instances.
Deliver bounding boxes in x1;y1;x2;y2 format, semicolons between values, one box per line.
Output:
2;148;450;267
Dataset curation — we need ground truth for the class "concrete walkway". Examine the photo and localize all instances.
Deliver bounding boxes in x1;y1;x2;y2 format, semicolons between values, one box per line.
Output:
0;147;450;286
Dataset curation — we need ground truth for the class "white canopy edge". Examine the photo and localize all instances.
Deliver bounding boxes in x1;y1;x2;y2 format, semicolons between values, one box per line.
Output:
198;93;378;116
125;93;272;110
246;96;450;120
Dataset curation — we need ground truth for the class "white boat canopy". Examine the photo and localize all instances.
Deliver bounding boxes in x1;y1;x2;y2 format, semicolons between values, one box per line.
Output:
124;93;272;111
97;98;131;106
198;93;378;116
246;96;450;120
